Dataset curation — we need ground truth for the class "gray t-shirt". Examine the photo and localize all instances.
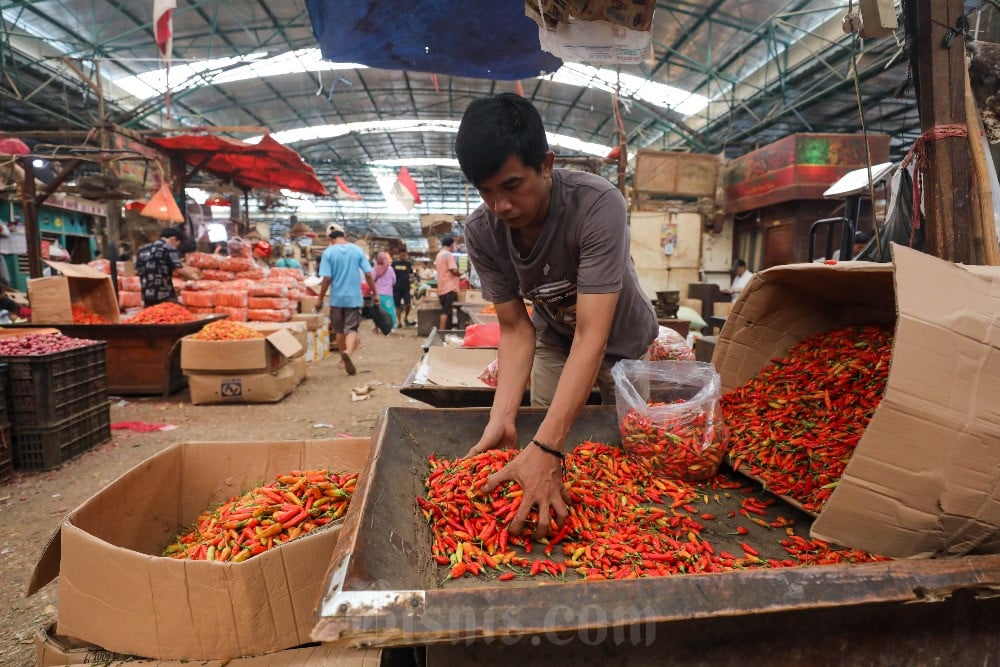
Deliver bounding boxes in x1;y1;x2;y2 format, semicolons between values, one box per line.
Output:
465;169;658;363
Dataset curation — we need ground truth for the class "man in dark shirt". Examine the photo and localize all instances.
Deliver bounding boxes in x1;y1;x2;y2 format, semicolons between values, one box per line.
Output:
135;228;200;307
391;248;415;327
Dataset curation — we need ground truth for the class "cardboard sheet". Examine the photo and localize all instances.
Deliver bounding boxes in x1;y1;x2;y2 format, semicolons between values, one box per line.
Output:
420;346;498;387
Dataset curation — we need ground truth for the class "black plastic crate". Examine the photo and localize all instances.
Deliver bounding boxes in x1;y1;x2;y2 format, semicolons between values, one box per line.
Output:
0;363;8;425
13;401;111;471
0;421;11;483
1;342;108;430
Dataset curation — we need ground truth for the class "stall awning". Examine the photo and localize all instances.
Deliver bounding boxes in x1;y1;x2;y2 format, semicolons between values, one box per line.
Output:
147;134;329;196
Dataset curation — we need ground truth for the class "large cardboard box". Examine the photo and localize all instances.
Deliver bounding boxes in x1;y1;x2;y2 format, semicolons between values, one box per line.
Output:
28;437;371;660
714;245;1000;558
187;357;305;405
35;623;381;666
181;329;302;373
242;321;308;354
27;261;120;324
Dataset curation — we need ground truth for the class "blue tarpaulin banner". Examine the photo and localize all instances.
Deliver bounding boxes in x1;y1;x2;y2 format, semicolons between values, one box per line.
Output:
305;0;563;80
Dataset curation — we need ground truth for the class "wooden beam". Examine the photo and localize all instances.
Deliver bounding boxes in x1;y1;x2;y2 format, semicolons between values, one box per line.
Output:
34;159;83;207
17;159;43;279
909;0;971;262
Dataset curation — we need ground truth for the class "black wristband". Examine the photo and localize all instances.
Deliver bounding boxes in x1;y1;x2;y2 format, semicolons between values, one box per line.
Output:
530;438;564;461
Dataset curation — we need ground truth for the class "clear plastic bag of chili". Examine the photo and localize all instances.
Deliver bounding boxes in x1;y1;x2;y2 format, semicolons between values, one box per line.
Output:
611;360;728;482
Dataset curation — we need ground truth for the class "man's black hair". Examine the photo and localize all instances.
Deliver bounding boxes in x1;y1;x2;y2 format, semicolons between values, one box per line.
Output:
732;258;747;269
441;236;454;247
160;227;183;240
455;93;549;187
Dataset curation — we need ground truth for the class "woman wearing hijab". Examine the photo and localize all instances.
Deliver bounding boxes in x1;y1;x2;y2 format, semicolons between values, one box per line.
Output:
372;251;397;329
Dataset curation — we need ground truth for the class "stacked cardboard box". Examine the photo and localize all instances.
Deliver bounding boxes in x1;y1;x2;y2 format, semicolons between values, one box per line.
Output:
180;329;305;405
292;313;330;362
28;437;373;662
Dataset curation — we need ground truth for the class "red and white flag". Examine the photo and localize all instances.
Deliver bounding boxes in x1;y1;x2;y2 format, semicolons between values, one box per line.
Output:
391;166;422;211
335;175;362;201
154;0;176;118
153;0;175;61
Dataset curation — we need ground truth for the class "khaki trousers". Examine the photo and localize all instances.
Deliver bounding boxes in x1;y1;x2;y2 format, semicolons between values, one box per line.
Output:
530;344;618;408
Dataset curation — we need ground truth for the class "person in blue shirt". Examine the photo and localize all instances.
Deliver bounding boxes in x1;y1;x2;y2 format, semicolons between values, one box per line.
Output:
314;224;379;375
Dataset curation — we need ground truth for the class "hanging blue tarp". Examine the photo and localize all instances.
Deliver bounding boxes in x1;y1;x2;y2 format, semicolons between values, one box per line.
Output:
305;0;562;80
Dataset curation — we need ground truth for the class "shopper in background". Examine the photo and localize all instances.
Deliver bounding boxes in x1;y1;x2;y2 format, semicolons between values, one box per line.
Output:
314;223;379;375
372;251;397;330
434;236;461;332
391;248;416;327
455;93;658;539
723;259;753;301
136;227;201;307
275;246;303;270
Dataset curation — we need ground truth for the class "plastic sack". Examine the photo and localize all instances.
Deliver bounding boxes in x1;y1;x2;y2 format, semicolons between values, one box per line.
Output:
611;360;728;481
478;359;499;387
463;322;500;347
647;326;695;361
370;302;393;335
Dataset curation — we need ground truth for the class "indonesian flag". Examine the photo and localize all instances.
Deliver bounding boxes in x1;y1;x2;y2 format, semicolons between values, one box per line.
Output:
153;0;175;61
335;174;362;201
391;166;422;211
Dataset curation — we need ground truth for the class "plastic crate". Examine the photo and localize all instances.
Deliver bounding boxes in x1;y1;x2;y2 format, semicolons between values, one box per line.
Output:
0;363;8;425
0;421;11;483
1;342;108;430
13;401;111;471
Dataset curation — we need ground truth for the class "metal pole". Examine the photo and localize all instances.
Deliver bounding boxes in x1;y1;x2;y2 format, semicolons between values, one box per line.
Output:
18;158;43;278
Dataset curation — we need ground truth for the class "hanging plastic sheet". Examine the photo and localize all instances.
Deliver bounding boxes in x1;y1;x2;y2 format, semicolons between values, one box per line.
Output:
304;0;562;80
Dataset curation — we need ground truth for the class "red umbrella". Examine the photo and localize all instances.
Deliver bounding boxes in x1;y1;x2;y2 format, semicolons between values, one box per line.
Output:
0;138;30;156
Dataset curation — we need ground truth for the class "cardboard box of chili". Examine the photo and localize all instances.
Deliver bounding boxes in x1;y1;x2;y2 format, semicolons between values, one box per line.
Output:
713;244;1000;558
27;437;371;660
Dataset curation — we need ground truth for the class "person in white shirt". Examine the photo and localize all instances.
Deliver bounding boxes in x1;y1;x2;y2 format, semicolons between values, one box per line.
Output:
723;259;754;301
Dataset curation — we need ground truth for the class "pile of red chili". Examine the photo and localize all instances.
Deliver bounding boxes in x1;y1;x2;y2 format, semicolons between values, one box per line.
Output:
163;469;357;562
420;443;886;582
720;325;893;512
127;302;196;325
70;304;108;324
189;319;264;341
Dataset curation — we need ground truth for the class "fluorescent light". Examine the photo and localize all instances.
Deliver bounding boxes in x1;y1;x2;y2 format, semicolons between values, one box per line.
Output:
545;63;708;116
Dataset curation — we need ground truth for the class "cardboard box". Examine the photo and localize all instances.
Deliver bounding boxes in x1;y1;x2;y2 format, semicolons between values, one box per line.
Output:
242;321;308;355
27;261;120;324
35;624;381;666
181;329;302;373
714;245;1000;558
28;437;371;660
291;313;324;331
187;360;304;405
296;297;328;316
458;289;488;305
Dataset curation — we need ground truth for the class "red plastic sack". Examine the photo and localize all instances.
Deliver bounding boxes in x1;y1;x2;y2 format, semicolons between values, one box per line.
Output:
247;308;290;322
462;323;500;348
215;290;249;308
215;306;249;321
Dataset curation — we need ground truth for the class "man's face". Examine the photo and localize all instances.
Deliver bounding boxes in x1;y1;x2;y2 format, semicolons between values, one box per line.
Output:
165;237;181;249
734;265;745;276
475;152;554;230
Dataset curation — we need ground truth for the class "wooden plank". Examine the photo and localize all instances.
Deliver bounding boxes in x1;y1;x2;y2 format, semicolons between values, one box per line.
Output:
910;0;971;262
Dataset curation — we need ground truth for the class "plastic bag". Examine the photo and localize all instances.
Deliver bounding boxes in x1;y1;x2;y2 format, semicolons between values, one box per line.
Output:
647;326;694;361
478;359;499;387
463;322;500;347
611;360;728;481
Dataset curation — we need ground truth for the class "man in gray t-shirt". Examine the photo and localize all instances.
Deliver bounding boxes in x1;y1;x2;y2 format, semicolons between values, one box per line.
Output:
455;93;658;540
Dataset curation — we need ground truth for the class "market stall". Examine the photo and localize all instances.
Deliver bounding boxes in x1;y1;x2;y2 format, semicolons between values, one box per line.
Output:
5;315;225;396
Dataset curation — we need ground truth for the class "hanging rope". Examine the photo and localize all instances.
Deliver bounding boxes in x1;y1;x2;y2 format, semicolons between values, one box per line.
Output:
899;123;969;245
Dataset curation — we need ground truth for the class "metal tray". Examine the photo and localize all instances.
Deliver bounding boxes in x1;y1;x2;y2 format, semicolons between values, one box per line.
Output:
313;407;1000;655
421;328;491;352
